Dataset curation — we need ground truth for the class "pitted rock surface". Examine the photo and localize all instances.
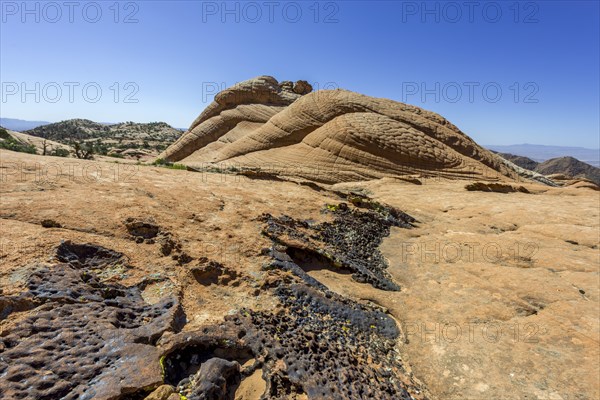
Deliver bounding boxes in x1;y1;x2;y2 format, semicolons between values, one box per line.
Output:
159;274;424;400
155;204;424;400
0;220;422;399
248;281;415;399
0;244;185;400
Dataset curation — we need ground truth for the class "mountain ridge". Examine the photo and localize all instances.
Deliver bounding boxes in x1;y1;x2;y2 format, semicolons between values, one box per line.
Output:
21;118;183;158
0;117;52;132
496;152;600;186
486;143;599;166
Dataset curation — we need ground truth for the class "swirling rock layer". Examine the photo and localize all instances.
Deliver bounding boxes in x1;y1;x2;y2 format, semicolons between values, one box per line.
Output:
160;76;519;183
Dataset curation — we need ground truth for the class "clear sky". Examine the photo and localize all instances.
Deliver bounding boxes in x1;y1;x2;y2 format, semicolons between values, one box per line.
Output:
1;0;598;147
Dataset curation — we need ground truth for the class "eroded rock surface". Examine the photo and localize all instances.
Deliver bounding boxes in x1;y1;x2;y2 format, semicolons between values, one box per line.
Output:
1;231;425;400
0;243;184;400
156;199;424;399
0;201;424;400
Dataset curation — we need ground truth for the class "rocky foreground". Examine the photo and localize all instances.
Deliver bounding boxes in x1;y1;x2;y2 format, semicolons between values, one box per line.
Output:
0;150;598;399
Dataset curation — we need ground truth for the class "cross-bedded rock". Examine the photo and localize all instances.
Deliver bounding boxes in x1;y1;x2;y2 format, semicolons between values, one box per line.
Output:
158;75;533;184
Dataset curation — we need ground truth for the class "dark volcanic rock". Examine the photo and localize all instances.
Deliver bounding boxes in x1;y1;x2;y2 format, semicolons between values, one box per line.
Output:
1;223;425;400
189;357;241;399
41;219;62;228
260;200;415;291
125;217;161;239
465;182;530;193
56;240;125;269
155;202;423;399
0;244;185;400
250;281;410;399
159;272;422;400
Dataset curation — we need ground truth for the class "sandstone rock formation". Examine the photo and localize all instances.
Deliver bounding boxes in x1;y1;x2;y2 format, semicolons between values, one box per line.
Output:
159;76;528;184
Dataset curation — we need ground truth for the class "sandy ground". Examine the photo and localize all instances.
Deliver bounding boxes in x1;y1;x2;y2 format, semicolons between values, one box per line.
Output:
1;149;598;400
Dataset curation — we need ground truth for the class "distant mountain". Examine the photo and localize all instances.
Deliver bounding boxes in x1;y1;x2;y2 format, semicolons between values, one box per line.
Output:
23;119;183;158
496;152;539;171
485;144;599;167
496;152;600;186
536;157;600;185
0;118;51;132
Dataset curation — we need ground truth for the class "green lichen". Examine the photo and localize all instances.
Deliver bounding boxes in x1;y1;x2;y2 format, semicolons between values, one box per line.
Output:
159;355;166;379
325;204;339;212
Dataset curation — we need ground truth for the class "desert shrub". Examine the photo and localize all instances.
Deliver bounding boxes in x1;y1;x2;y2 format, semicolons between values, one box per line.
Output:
71;141;94;159
51;148;70;157
153;158;186;170
0;129;37;154
0;127;10;139
0;141;37;154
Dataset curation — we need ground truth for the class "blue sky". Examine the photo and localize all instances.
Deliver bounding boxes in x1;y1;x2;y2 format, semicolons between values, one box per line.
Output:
1;0;598;147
